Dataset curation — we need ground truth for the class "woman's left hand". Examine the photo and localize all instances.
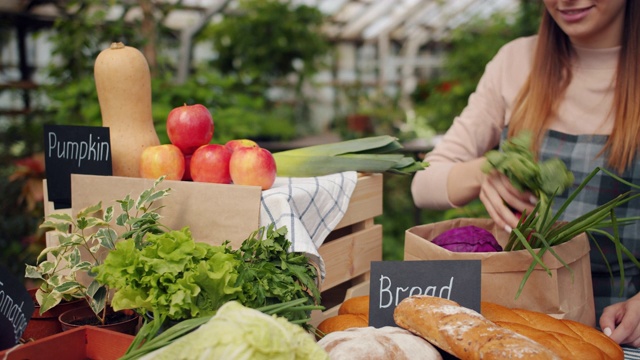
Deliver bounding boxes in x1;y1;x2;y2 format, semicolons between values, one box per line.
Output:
600;294;640;346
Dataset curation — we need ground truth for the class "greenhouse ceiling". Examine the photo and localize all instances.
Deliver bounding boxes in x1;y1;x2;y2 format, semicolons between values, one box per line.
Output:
1;0;519;44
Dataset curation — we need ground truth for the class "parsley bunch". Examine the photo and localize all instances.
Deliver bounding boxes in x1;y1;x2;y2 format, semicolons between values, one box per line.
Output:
224;224;322;325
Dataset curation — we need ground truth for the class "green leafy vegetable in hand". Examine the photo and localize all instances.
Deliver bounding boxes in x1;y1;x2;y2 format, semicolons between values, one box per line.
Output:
482;131;574;211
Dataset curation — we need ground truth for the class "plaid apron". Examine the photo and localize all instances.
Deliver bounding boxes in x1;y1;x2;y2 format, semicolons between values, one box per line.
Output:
537;130;640;321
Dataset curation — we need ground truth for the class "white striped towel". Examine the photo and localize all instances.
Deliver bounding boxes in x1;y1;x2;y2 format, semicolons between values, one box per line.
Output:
624;346;640;359
260;171;359;282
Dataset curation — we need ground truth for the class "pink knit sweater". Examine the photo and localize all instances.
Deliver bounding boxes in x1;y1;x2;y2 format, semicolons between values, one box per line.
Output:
412;35;620;209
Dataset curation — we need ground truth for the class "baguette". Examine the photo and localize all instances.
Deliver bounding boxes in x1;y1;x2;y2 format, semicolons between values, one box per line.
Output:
394;295;560;360
481;302;623;360
493;321;606;360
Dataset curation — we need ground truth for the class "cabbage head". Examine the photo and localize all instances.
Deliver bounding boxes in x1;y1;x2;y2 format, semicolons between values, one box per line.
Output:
139;301;329;360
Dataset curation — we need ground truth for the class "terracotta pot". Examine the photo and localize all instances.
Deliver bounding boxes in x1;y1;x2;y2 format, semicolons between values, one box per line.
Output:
59;306;140;335
21;289;86;341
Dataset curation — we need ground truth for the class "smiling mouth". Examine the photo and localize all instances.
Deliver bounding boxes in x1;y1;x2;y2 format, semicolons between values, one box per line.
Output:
560;6;594;14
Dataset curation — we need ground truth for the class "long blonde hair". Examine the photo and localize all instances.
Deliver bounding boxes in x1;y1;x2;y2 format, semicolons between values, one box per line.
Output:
508;1;640;173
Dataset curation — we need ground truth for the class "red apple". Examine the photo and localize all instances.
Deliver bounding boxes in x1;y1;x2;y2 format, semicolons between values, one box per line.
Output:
166;104;214;155
229;146;277;190
225;139;258;153
139;144;185;181
190;144;232;184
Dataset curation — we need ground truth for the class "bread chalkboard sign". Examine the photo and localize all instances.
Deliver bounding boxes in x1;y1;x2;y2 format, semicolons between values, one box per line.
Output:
44;124;112;209
0;265;34;350
368;260;481;328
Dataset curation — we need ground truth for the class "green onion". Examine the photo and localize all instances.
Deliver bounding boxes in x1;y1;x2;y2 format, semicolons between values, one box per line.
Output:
509;167;640;299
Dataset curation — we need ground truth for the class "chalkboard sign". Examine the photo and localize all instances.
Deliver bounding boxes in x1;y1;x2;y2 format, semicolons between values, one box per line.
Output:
0;265;34;350
369;260;481;328
44;125;112;209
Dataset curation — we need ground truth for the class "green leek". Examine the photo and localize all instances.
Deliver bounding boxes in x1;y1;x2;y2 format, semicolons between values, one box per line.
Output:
273;135;428;177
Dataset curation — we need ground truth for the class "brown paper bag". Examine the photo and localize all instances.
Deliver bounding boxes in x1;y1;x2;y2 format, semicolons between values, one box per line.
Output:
404;218;596;326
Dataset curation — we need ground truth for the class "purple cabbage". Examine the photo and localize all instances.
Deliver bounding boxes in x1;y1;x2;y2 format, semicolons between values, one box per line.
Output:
431;225;502;253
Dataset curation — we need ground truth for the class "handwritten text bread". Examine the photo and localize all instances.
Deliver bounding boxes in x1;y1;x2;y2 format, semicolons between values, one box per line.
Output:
481;302;623;360
394;295;560;360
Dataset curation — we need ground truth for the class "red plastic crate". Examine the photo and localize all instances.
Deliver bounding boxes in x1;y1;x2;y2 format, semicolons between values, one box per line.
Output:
0;326;134;360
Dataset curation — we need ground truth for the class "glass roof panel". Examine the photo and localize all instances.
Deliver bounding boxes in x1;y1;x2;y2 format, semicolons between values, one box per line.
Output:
3;0;520;42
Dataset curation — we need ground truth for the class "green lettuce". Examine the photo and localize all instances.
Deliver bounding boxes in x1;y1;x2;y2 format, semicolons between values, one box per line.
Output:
139;301;329;360
94;227;242;320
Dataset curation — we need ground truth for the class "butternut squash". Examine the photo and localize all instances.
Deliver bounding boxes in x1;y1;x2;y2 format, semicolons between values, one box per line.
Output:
94;42;160;177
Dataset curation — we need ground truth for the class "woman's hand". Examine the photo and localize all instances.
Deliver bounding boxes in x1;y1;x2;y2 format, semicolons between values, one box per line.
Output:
600;294;640;346
479;170;535;233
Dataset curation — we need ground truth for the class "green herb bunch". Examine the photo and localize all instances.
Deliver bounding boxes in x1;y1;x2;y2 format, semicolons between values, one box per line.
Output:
24;177;171;324
224;224;322;325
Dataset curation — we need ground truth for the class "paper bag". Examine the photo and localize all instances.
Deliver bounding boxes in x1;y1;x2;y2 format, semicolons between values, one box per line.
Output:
404;218;596;326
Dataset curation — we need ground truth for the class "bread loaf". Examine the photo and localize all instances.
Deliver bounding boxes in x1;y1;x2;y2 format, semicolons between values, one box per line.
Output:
338;295;369;321
394;295;560;360
481;302;623;360
317;314;368;335
317;326;443;360
317;295;370;337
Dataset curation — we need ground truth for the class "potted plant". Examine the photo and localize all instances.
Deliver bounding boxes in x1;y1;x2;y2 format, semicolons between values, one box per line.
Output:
21;288;85;341
24;177;172;332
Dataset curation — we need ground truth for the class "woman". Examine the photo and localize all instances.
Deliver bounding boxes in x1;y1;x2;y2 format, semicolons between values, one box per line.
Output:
411;0;640;346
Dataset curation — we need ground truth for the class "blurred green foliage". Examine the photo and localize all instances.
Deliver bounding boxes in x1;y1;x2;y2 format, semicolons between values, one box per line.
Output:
203;0;329;84
0;164;45;282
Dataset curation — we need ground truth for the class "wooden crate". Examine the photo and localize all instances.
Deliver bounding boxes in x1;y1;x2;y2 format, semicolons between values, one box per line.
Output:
42;173;383;328
310;173;383;326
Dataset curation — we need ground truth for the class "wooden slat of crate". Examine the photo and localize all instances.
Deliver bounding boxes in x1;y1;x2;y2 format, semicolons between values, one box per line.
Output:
319;224;382;291
334;173;383;230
